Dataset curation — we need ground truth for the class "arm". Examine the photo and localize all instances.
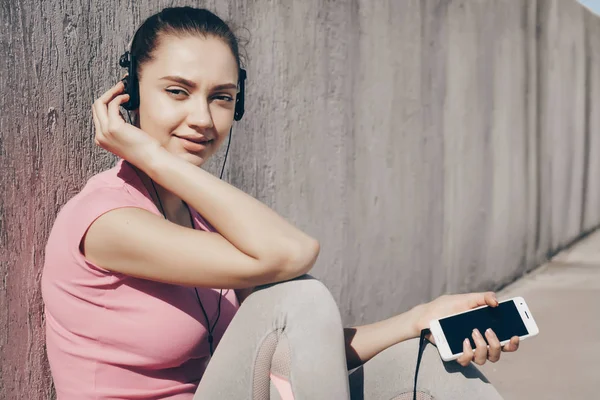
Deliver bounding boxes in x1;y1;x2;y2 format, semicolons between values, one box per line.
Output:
343;293;521;370
86;81;320;289
146;146;318;270
343;307;420;370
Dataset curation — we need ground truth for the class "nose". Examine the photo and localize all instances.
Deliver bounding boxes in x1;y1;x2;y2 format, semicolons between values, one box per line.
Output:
187;98;214;130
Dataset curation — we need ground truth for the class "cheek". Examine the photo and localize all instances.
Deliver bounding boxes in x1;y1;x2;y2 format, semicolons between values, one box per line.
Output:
139;93;184;138
211;106;235;132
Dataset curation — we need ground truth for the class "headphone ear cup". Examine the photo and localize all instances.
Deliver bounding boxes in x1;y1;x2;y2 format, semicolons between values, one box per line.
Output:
119;52;140;111
233;97;243;121
233;69;246;121
121;76;130;93
120;78;136;111
120;75;137;111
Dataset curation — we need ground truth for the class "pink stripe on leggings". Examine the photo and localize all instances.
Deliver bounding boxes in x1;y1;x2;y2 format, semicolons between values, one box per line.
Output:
270;372;295;400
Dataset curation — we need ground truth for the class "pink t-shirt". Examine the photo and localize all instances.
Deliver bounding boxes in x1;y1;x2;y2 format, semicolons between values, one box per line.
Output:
41;159;240;399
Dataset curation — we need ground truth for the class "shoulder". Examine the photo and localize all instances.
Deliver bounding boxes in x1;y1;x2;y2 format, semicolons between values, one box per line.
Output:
68;159;154;211
78;159;147;200
50;159;159;243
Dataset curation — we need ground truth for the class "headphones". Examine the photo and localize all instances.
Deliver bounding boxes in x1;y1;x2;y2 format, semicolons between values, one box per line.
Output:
118;51;247;121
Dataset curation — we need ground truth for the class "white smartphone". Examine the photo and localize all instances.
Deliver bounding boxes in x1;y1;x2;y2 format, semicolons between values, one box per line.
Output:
429;296;539;362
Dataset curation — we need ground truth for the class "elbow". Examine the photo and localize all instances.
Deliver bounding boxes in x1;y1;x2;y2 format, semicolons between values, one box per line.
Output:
283;237;320;276
264;237;320;281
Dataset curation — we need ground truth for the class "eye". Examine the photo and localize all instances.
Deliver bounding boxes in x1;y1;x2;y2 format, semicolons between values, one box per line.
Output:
166;88;188;98
212;94;234;102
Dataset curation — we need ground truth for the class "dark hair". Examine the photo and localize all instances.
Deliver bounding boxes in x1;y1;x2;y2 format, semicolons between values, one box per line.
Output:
130;7;242;79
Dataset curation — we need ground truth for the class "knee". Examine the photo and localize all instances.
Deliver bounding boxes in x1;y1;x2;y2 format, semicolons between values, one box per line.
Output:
256;274;331;299
295;274;339;311
251;274;341;320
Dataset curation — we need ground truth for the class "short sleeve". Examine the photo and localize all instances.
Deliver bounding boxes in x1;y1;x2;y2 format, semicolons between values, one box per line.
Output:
62;185;148;265
66;187;144;238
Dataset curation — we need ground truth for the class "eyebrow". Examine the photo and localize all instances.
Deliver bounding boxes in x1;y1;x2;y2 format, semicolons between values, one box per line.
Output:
159;75;237;91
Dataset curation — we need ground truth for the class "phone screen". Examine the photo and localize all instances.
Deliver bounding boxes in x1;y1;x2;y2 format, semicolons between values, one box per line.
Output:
439;300;529;355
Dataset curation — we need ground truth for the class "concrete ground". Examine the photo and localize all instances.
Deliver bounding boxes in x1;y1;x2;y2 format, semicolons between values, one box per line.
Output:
480;229;600;399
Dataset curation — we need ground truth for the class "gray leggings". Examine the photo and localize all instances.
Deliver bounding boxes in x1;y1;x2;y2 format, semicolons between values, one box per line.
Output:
193;275;503;400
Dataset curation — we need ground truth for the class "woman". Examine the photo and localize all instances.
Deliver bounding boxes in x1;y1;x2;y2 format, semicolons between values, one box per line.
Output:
42;7;519;400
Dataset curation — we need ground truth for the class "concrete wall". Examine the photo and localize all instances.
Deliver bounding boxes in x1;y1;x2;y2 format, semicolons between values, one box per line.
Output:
1;0;599;398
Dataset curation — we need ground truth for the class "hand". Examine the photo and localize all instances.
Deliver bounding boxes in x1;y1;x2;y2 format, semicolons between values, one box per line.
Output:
91;80;159;167
412;292;520;367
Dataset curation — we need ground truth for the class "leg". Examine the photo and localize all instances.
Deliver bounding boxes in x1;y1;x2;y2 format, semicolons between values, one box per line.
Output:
194;275;350;400
349;338;503;400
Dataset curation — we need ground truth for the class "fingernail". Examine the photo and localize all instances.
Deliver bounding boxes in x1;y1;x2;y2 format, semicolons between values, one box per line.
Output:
486;328;492;335
473;328;481;337
464;338;470;346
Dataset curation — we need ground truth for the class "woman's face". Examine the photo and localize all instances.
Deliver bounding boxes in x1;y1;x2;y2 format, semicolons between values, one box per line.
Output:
136;34;239;166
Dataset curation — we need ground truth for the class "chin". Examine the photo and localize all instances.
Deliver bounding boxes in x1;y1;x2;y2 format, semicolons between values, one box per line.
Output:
170;150;206;167
187;153;210;167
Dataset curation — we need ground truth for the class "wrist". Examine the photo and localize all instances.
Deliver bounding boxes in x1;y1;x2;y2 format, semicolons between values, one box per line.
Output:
407;303;428;338
135;142;170;180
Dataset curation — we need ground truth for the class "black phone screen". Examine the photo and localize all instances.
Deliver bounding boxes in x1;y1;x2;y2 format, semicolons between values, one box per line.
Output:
439;300;529;355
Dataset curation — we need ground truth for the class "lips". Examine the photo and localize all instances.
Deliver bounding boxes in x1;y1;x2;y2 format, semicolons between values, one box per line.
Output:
176;135;212;144
176;135;213;153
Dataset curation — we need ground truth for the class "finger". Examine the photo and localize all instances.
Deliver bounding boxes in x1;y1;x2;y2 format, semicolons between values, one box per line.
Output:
93;81;125;130
465;291;498;309
485;328;501;362
107;93;130;126
502;336;520;352
484;292;499;307
92;100;107;134
456;338;473;367
91;106;101;142
97;80;125;105
472;329;488;365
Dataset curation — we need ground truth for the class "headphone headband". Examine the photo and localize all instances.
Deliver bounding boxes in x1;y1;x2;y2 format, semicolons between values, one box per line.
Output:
118;50;246;121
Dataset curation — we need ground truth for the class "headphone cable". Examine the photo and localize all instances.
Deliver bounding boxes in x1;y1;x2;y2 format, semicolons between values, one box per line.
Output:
126;110;232;357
